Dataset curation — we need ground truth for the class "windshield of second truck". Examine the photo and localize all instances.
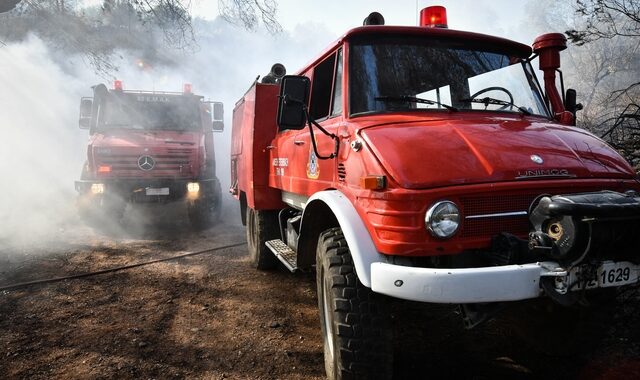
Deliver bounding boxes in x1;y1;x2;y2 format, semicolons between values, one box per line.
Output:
98;93;202;131
349;35;549;117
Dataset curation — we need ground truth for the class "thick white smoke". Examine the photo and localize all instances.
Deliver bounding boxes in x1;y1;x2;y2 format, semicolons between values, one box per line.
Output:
0;35;97;251
0;18;332;254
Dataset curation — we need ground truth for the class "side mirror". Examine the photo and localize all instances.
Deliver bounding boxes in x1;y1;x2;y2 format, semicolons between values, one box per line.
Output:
213;102;223;121
212;102;224;132
277;75;310;130
79;97;93;129
565;89;583;125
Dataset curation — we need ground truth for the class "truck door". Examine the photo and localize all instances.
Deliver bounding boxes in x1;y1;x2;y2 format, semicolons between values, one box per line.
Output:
270;49;344;197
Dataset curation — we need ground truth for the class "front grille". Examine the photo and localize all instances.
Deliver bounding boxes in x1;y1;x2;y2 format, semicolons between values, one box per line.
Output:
459;188;597;239
96;149;195;178
462;215;529;238
461;193;542;217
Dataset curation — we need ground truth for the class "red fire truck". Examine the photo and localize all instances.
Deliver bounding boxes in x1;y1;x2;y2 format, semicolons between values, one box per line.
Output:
75;81;224;229
231;7;640;379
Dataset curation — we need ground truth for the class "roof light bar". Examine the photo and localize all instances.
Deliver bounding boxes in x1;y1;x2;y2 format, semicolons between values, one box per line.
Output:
420;6;448;28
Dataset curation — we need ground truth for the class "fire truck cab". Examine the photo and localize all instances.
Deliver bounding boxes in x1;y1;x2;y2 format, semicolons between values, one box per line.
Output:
231;7;640;379
75;82;224;229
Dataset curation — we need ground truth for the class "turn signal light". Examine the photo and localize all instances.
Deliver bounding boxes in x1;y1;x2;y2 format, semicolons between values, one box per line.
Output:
98;165;112;173
420;6;448;28
360;175;386;190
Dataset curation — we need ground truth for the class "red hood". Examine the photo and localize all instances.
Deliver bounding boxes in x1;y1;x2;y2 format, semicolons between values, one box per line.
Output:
359;116;635;189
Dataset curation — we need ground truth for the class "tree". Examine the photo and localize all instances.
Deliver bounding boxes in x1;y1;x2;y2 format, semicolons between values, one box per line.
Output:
0;0;21;13
566;0;640;103
218;0;281;34
564;0;640;170
0;0;281;75
566;0;640;44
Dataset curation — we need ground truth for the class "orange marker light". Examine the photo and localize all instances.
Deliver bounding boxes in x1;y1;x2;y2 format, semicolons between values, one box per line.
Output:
360;175;386;190
98;165;112;173
420;6;448;28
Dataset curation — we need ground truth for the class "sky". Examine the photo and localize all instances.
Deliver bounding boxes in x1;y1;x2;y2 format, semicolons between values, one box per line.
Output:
191;0;537;44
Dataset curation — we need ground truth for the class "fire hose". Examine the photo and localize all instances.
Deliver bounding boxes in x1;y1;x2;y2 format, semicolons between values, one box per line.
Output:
0;242;247;292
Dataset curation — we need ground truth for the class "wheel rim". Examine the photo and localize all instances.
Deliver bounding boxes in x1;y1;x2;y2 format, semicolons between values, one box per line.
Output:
321;265;336;366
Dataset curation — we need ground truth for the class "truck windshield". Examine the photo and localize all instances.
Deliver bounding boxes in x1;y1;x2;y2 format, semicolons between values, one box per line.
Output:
98;93;202;131
349;35;549;117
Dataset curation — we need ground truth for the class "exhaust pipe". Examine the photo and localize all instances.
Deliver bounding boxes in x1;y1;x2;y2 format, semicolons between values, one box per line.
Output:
532;33;573;124
261;63;287;84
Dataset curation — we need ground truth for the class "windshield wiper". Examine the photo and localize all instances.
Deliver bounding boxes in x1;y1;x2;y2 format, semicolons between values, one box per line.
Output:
375;95;458;112
459;97;531;116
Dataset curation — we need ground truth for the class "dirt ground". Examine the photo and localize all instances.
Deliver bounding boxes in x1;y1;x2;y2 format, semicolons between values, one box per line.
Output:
1;202;639;379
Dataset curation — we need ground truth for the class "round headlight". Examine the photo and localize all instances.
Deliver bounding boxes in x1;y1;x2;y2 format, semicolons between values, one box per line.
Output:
425;201;461;239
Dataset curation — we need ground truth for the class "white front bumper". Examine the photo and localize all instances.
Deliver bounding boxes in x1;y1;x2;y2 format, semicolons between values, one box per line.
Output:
370;261;565;304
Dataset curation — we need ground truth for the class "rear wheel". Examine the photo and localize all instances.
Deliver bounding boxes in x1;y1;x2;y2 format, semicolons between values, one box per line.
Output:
246;207;279;270
316;227;393;380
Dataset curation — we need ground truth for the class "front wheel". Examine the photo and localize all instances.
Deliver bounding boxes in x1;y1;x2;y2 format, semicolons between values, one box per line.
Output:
316;227;393;380
187;181;222;229
187;196;221;230
77;193;126;227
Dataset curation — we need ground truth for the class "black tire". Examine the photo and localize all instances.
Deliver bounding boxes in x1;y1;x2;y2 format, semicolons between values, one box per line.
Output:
316;227;393;380
102;193;126;221
77;195;99;225
77;193;125;227
246;207;280;270
188;196;221;230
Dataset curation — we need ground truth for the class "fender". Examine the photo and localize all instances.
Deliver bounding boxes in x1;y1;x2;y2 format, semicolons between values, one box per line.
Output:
300;190;386;288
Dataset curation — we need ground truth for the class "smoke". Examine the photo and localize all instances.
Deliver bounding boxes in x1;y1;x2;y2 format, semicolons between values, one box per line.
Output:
0;35;96;251
0;18;331;253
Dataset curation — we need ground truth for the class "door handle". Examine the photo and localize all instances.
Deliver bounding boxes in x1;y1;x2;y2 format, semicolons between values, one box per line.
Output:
294;140;305;146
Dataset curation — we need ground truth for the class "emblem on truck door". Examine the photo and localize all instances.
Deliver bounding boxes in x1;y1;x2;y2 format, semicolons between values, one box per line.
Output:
138;155;155;171
306;150;319;179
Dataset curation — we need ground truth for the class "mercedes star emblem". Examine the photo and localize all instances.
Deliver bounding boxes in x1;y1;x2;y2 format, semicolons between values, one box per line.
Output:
138;155;155;171
530;154;544;165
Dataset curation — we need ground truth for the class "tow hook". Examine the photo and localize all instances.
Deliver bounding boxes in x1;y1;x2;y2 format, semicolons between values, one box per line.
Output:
541;276;583;306
540;262;597;306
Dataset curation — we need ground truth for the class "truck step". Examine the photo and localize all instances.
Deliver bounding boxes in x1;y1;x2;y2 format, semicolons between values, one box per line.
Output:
265;239;298;272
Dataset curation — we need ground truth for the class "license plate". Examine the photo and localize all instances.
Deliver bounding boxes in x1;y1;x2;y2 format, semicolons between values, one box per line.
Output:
146;187;169;196
570;261;639;290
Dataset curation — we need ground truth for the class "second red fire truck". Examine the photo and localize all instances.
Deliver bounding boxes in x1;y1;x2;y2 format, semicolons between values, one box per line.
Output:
76;81;224;229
